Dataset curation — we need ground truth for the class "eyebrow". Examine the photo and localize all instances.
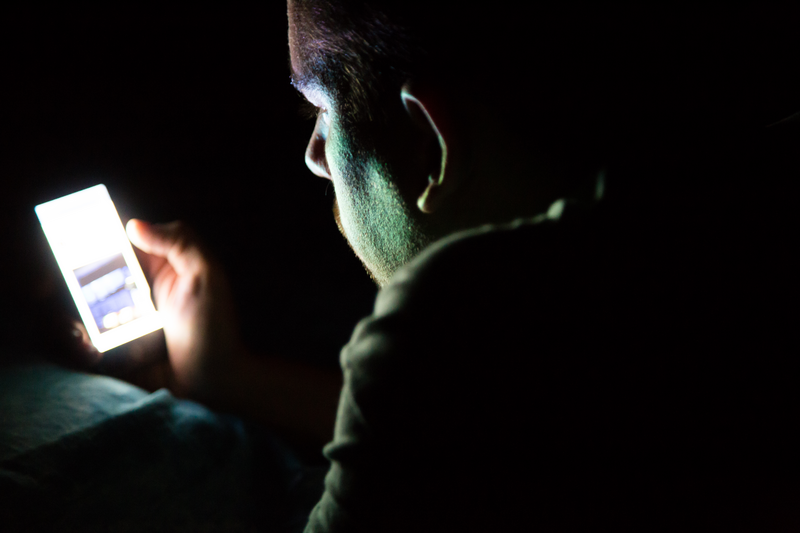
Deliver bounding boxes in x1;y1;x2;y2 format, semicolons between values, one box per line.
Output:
287;49;330;107
290;75;311;94
289;71;329;111
288;54;317;95
288;58;304;91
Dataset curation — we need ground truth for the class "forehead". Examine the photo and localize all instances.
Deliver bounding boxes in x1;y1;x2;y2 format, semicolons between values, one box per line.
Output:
287;4;305;81
288;5;317;88
288;3;331;106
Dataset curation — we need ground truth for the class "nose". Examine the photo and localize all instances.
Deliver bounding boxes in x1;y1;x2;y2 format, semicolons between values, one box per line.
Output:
305;115;332;179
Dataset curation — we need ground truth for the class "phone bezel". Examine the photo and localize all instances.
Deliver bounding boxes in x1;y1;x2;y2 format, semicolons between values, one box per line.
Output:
35;184;162;352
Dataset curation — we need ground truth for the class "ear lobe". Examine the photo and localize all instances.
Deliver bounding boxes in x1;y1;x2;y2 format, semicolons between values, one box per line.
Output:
401;80;463;214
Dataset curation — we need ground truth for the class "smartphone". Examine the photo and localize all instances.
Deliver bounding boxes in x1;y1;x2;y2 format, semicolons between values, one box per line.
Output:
35;184;162;352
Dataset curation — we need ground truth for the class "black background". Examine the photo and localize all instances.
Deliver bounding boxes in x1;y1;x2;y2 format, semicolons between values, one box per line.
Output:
1;8;798;527
0;6;377;368
1;6;798;370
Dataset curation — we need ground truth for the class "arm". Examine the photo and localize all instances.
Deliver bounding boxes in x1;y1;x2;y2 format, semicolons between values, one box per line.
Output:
125;219;340;451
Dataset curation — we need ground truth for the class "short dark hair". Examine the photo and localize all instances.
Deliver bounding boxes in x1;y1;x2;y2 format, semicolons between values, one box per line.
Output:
291;3;758;156
290;0;418;124
291;3;638;125
290;2;797;203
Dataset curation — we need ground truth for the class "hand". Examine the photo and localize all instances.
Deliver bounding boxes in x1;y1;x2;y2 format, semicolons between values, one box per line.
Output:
128;219;342;447
125;219;247;403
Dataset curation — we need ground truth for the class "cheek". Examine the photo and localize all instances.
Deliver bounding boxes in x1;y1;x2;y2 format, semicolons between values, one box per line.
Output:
324;128;341;181
324;115;394;214
325;121;360;193
324;125;354;218
324;123;377;233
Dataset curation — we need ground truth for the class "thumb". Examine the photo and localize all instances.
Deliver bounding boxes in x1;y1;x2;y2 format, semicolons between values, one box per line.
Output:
126;219;204;277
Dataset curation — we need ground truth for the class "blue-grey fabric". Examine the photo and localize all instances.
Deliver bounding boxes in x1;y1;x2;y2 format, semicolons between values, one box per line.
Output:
0;361;326;532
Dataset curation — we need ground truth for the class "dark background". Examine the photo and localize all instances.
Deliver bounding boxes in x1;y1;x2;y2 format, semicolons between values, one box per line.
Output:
0;6;798;371
0;5;377;369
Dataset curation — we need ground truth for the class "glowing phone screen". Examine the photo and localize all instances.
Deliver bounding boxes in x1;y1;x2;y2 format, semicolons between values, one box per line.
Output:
35;184;162;352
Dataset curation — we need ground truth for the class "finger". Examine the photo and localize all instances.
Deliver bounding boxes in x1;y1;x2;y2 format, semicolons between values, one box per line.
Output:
72;320;101;359
64;319;102;368
126;219;203;277
152;263;178;309
128;240;168;283
127;219;172;281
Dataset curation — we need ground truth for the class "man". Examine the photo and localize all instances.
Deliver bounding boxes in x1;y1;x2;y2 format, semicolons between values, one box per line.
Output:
125;2;797;530
2;2;797;531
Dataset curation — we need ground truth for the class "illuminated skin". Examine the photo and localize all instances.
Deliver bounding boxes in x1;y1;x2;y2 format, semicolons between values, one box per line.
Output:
302;93;433;286
287;2;599;287
288;23;435;286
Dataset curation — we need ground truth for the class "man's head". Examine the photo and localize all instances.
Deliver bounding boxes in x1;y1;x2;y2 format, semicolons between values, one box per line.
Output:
287;2;747;286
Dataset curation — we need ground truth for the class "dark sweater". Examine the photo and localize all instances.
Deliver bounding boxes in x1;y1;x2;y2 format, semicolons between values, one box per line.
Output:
305;127;799;531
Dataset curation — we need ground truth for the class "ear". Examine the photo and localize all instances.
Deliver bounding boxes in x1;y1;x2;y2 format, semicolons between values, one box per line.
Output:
400;80;466;214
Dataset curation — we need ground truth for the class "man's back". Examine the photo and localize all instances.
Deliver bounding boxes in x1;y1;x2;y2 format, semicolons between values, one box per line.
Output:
305;129;799;531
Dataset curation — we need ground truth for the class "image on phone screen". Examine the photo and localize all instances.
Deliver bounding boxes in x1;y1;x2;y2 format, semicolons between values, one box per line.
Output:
35;184;162;352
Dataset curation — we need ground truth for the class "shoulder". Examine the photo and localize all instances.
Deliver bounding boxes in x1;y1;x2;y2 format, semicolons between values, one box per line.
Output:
322;198;644;531
338;198;618;432
375;198;609;323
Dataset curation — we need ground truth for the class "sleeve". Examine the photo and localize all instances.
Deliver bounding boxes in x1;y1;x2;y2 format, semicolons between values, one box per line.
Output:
304;284;476;533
